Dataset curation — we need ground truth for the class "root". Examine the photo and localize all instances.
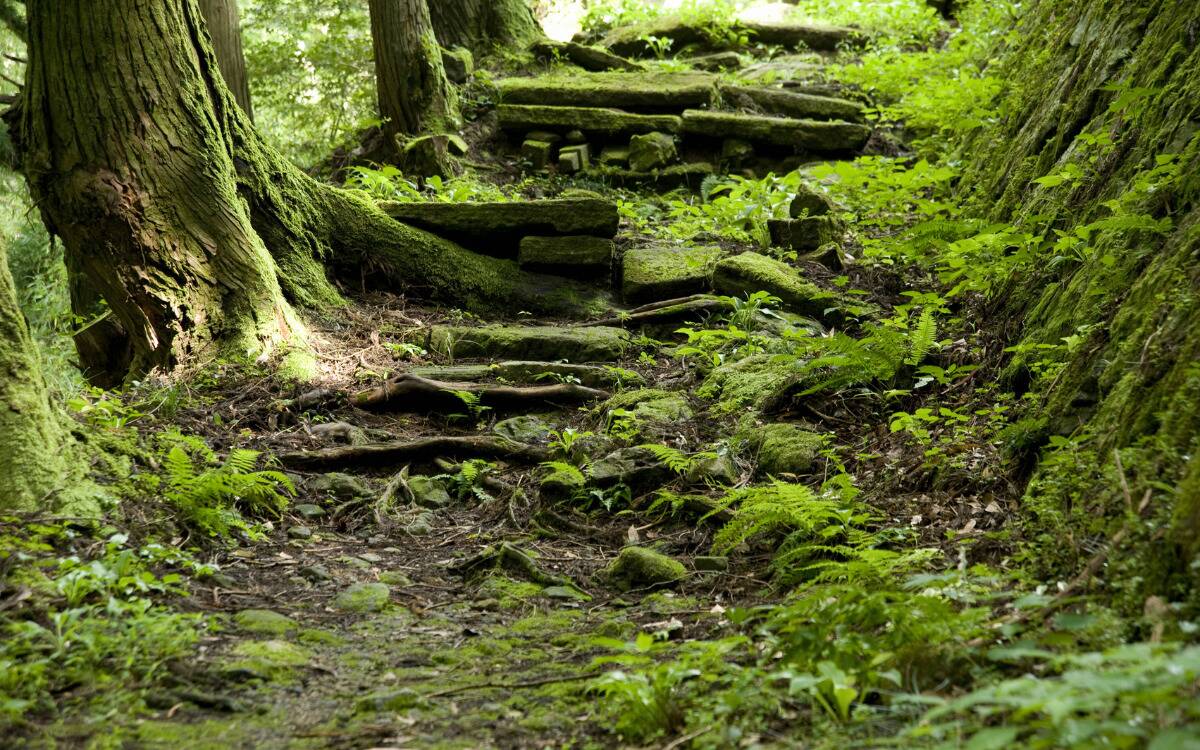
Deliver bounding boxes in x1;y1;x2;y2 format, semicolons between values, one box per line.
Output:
279;436;548;470
353;373;609;411
452;541;571;587
585;294;732;328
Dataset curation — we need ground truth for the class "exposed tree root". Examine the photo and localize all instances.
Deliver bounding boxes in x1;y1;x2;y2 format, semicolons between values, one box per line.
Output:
353;373;609;411
452;541;572;587
585;294;732;328
279;436;548;470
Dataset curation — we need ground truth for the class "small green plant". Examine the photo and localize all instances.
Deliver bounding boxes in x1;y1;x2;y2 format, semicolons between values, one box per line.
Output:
447;389;492;425
548;428;594;465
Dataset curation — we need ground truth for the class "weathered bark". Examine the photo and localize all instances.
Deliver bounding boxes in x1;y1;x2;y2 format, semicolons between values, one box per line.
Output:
428;0;542;57
198;0;253;121
0;241;71;510
368;0;458;174
18;0;603;383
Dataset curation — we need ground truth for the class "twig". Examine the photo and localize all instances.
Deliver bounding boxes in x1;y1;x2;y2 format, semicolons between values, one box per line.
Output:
354;372;608;411
425;669;604;699
661;725;716;750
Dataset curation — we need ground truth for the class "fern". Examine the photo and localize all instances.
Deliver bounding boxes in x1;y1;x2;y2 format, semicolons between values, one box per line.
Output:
709;479;863;555
638;444;716;476
904;307;938;366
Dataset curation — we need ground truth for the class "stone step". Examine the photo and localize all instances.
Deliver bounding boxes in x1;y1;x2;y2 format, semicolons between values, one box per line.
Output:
622;245;721;304
496;72;717;110
601;18;863;58
711;252;836;319
497;104;682;136
518;235;613;277
680;110;871;152
532;40;644;72
423;325;631;362
411;361;643;389
722;84;865;122
379;199;618;257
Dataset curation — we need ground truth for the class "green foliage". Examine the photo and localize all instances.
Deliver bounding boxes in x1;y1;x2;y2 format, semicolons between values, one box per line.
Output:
580;0;741;37
345;165;520;202
158;432;293;540
638;443;717;476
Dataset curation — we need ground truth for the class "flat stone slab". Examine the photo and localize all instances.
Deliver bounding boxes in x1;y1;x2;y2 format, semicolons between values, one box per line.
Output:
532;40;644;72
498;105;682;136
411;361;644;388
379;199;618;257
622;245;720;304
425;325;631;362
519;235;613;274
589;162;714;191
681;110;871;152
497;72;717;109
722;85;864;122
711;252;836;319
602;18;862;57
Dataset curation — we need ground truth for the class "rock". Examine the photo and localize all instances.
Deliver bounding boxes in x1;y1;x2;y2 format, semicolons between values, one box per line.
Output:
408;476;452;509
515;228;599;263
602;388;693;440
378;570;414;587
743;21;866;51
532;39;645;72
800;243;845;272
681;110;871;152
310;472;371;501
356;687;422;713
558;143;591;173
602;17;862;57
712;252;837;319
440;46;474;83
688;51;743;71
540;464;587;502
338;555;373;570
693;555;729;572
587;447;673;493
294;503;325;519
789;185;837;218
425;325;631;362
528;130;563;144
234;609;298;636
697;353;801;415
413;360;641;389
604;547;687;590
287;525;313;540
225;640;312;682
521;139;555;169
721;138;755;163
723;84;865;122
498;105;682;137
497;71;716;109
543;585;591;601
622;245;721;304
333;582;391;613
406;511;436;536
379;198;619;257
565;129;587;145
599;146;630;167
740;57;824;84
494;414;556;444
628;131;678;172
687;450;739;485
592;162;714;191
752;423;826;477
299;564;332;582
768;216;846;253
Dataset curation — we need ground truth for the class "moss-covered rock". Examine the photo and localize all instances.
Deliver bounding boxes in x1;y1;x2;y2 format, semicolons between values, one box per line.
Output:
426;325;630;362
722;84;865;122
356;687;423;713
587;447;673;492
601;388;694;439
310;472;371;501
750;423;826;476
604;547;687;590
681;110;870;152
412;360;641;389
622;244;720;304
497;71;716;109
518;235;613;274
408;475;452;509
698;353;801;415
532;39;646;72
224;640;312;682
628;131;679;172
494;414;556;444
601;17;861;57
768;216;845;252
233;609;298;636
712;252;838;319
498;105;683;137
333;583;391;613
540;463;586;502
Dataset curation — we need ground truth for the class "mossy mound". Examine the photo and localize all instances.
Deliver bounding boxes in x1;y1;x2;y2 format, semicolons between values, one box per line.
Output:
604;546;687;591
224;640;312;682
622;244;721;304
333;583;392;613
698;353;801;415
233;609;298;636
497;71;717;109
748;423;827;477
712;252;838;319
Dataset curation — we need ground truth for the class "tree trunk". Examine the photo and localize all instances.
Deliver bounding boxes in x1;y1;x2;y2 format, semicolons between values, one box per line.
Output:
429;0;542;57
368;0;458;174
0;241;72;510
18;0;599;383
198;0;254;121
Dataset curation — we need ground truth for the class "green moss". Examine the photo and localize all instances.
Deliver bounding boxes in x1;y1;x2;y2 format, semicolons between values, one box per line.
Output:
712;252;839;319
680;110;871;151
225;639;312;681
604;546;687;591
622;244;721;304
233;609;298;636
496;71;716;108
748;423;827;476
478;574;543;611
698;353;800;415
427;324;630;362
333;583;392;613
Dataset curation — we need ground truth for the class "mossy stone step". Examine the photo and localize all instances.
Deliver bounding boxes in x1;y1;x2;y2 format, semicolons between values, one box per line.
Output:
587;162;715;191
768;216;845;252
622;244;721;304
411;360;644;388
379;199;618;257
424;325;631;362
722;84;865;122
498;104;682;136
712;252;837;319
681;110;871;152
518;235;613;275
601;17;862;57
497;71;717;110
532;39;645;72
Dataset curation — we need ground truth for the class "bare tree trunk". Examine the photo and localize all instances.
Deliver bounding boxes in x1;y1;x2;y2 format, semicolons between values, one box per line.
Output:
17;0;598;383
368;0;457;174
199;0;253;121
429;0;542;57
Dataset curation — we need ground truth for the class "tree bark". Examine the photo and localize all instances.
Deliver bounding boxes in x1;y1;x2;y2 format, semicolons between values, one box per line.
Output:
18;0;600;383
429;0;542;57
198;0;254;121
0;240;72;510
368;0;457;174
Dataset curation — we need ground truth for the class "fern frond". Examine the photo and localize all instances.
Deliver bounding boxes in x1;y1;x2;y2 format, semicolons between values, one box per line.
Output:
905;308;938;366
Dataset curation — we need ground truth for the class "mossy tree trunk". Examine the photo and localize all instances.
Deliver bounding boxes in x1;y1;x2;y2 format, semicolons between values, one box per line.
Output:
368;0;458;175
428;0;542;57
0;240;72;510
17;0;599;384
199;0;253;121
